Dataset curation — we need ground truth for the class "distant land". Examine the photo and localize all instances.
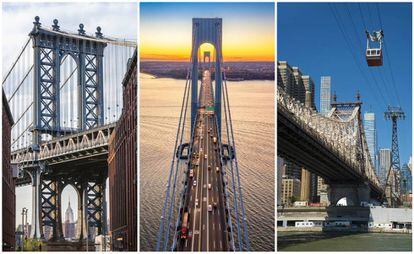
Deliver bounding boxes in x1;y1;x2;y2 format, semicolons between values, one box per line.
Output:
140;61;274;80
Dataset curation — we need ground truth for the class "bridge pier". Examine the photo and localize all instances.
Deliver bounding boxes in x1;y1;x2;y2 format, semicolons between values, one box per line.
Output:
327;182;370;206
27;167;43;239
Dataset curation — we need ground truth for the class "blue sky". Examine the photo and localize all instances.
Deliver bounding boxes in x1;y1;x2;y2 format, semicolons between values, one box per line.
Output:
278;2;412;164
141;2;274;21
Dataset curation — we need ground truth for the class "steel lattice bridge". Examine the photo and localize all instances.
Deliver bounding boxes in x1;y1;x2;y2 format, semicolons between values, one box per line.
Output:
156;18;250;251
277;88;389;205
3;17;136;243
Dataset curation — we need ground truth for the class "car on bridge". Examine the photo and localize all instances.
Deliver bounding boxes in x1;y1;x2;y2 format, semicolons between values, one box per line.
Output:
208;204;213;212
193;180;197;186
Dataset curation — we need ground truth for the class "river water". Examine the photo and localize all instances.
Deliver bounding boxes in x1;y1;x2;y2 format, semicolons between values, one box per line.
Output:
278;231;412;251
139;74;275;251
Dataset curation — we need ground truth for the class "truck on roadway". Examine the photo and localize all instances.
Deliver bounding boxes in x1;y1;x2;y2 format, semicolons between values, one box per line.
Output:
181;212;189;239
213;137;217;144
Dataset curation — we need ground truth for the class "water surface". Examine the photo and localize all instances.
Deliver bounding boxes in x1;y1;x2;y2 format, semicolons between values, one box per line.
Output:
140;74;275;251
278;231;412;251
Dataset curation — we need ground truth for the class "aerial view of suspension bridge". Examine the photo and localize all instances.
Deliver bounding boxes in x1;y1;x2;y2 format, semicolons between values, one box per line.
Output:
277;2;412;251
140;2;275;251
2;2;137;251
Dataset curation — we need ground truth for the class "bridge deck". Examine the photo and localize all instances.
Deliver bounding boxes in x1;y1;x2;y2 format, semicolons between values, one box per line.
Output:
178;70;228;251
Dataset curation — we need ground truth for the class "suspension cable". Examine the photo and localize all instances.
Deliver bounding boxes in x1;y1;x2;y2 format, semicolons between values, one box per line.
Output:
223;71;250;251
222;71;243;250
2;38;31;85
156;69;191;251
163;70;191;250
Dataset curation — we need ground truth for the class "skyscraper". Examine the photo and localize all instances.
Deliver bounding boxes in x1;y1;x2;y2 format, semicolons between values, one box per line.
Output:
63;200;76;240
320;76;331;115
379;148;391;184
364;112;377;171
400;163;412;194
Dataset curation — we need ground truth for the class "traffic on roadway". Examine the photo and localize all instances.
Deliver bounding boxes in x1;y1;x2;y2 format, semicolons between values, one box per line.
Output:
177;69;229;251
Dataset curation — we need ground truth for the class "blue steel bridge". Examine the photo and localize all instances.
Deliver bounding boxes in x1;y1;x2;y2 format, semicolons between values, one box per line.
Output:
3;16;135;244
156;18;250;251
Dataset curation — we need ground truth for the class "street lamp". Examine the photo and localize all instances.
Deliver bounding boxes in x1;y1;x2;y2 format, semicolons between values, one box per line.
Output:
21;207;28;251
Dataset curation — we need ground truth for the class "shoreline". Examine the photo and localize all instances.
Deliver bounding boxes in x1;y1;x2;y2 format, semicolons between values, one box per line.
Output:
140;72;274;82
139;72;274;81
278;227;412;234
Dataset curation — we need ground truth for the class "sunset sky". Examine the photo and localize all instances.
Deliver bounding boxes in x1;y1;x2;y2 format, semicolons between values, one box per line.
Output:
140;2;274;62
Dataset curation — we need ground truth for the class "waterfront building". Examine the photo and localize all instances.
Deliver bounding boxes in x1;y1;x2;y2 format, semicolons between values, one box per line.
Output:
317;176;328;206
320;76;331;115
278;61;317;203
2;89;16;251
364;112;377;171
379;148;391;184
277;157;284;206
281;178;301;205
108;49;137;251
368;207;412;230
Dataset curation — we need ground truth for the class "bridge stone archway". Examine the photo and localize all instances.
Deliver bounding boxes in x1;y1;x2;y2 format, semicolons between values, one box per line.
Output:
327;182;370;206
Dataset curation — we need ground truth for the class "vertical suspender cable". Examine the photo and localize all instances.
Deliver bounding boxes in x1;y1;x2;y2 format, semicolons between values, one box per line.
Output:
164;70;191;250
222;72;242;250
156;71;191;251
223;72;250;250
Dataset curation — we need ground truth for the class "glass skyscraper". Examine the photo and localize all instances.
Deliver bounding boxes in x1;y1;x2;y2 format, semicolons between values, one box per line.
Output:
378;148;391;184
364;112;377;170
320;76;331;116
400;163;412;194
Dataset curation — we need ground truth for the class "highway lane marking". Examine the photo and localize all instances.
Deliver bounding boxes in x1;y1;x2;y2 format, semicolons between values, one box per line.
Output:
206;112;210;252
220;240;222;249
213;223;215;230
218;223;221;230
213;240;216;249
191;121;203;252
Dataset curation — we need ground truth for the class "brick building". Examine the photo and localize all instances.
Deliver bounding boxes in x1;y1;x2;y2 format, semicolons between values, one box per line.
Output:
108;49;137;251
2;90;16;251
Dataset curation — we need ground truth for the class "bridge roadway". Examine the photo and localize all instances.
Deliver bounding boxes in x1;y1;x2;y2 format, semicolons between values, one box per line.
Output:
178;70;228;251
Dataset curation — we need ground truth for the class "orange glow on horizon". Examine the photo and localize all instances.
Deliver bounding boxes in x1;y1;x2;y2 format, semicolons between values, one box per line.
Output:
140;41;274;62
140;25;274;62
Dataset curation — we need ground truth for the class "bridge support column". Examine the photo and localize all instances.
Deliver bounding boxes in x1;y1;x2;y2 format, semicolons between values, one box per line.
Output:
40;178;63;240
191;48;199;134
29;167;43;239
214;47;222;133
77;182;88;240
327;182;370;206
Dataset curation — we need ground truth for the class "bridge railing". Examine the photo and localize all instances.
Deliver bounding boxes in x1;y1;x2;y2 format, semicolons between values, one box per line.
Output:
278;89;362;173
11;123;115;164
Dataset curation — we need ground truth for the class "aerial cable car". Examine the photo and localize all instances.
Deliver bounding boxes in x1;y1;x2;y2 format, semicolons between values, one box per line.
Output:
365;29;384;67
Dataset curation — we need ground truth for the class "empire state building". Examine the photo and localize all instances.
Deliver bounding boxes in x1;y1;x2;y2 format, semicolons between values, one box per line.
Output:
63;200;76;240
